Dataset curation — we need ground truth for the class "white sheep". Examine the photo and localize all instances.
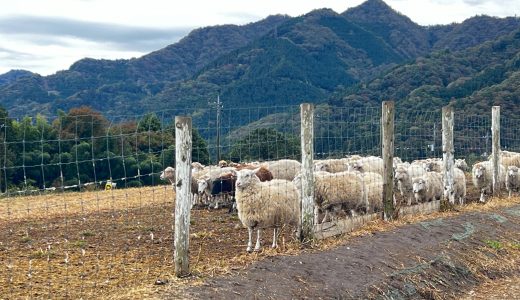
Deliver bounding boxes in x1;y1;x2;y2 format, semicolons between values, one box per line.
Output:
455;159;469;171
294;171;368;223
506;166;520;198
314;158;349;173
472;161;506;202
160;166;175;184
359;171;383;213
234;168;300;252
423;159;442;173
394;165;414;206
348;156;383;175
412;172;443;203
267;159;301;180
447;168;467;205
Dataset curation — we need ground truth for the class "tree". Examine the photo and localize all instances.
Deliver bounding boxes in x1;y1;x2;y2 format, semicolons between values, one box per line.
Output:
229;128;300;162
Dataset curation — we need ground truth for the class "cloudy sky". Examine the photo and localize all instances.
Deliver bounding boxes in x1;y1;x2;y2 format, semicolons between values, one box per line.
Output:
0;0;518;75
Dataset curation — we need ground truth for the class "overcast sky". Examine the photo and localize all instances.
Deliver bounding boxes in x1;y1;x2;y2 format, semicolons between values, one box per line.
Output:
0;0;518;76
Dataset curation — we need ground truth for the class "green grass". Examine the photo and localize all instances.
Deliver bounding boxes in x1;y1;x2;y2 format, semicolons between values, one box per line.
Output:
485;240;504;250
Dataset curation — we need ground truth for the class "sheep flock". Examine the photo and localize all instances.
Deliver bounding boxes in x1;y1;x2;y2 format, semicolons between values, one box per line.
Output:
160;150;519;252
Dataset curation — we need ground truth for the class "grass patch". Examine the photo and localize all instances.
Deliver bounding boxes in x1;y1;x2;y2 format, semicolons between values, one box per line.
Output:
81;230;95;237
29;249;57;259
20;236;32;244
73;240;88;249
485;240;504;250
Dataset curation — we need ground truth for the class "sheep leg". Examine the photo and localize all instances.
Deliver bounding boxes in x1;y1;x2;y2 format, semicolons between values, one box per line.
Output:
509;190;512;198
314;207;320;225
246;227;253;253
271;228;278;249
254;229;262;252
321;210;329;224
479;190;486;203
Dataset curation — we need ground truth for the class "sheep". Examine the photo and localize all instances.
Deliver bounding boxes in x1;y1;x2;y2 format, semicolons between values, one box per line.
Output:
160;167;175;184
394;165;415;206
267;159;301;180
200;166;273;210
455;159;469;171
423;159;442;173
234;168;300;253
210;172;236;210
501;155;520;168
487;151;520;168
472;161;506;202
412;172;443;203
348;156;383;175
407;163;427;178
294;171;368;223
359;172;383;213
506;166;520;198
191;162;205;172
314;158;349;173
445;168;467;205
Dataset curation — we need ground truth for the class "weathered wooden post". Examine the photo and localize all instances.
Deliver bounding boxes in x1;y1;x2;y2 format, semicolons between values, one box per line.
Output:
300;103;315;241
442;106;455;204
381;101;395;220
491;106;501;197
174;116;192;277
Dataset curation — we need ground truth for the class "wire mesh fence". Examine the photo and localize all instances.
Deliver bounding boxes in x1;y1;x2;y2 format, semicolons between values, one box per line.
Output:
0;102;516;297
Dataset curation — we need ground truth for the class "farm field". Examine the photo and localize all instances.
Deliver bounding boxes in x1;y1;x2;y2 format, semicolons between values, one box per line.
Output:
0;186;301;299
1;185;519;299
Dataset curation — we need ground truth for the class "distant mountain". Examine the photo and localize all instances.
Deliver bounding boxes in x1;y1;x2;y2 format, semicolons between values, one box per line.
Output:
330;29;520;118
0;70;34;86
343;0;431;58
1;0;520;118
0;15;289;116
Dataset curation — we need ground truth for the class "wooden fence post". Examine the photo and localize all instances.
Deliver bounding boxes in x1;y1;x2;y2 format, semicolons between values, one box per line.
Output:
300;103;315;241
381;101;395;220
174;116;192;277
492;106;501;197
442;106;455;204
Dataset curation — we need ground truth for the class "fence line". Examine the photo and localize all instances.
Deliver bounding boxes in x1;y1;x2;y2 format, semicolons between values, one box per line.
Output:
0;102;515;297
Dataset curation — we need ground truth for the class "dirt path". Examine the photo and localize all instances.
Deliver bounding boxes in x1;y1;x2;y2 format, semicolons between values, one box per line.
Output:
177;204;520;299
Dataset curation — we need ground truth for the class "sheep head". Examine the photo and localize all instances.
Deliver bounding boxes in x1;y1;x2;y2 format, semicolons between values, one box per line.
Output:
473;164;486;179
197;178;209;194
234;168;261;190
160;167;175;185
508;166;519;178
412;178;426;194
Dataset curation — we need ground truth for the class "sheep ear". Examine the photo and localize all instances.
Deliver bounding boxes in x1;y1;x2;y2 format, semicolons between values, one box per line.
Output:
252;167;261;174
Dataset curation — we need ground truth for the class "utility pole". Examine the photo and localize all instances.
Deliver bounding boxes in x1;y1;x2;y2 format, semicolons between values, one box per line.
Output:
209;95;223;163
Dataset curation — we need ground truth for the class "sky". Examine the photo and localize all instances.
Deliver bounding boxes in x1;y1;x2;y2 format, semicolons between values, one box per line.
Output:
0;0;519;76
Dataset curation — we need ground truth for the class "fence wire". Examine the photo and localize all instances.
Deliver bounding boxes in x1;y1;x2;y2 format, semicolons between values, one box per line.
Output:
0;103;516;298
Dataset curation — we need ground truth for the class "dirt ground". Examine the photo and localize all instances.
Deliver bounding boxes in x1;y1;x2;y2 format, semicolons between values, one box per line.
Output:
177;202;520;299
1;184;519;299
0;186;301;299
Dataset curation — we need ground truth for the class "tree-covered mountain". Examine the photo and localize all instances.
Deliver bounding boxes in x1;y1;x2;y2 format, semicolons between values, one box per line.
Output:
0;70;34;86
1;0;519;118
329;29;520;118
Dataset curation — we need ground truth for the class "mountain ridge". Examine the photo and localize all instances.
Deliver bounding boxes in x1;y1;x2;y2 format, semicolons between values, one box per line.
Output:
1;0;519;118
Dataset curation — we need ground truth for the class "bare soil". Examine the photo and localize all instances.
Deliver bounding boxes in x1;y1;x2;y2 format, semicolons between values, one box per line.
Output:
178;203;520;299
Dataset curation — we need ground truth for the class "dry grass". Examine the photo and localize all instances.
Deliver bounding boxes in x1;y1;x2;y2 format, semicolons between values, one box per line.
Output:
0;185;174;221
462;276;520;300
1;188;519;299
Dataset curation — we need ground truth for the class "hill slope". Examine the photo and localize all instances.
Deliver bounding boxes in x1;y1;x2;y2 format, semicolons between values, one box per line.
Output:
1;0;520;117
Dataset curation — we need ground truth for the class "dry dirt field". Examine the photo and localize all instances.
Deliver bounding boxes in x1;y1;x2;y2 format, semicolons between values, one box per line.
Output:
1;184;519;299
0;186;302;299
